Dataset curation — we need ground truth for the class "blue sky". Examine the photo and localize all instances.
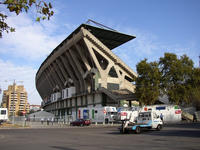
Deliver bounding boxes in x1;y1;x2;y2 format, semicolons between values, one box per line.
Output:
0;0;200;104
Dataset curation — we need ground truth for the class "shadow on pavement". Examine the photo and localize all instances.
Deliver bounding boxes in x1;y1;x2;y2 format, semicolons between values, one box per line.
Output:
147;129;200;138
107;123;200;138
165;122;200;129
51;146;76;150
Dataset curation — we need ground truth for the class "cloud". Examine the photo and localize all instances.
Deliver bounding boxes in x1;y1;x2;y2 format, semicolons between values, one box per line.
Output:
0;12;79;106
0;13;65;61
0;59;41;105
0;13;70;105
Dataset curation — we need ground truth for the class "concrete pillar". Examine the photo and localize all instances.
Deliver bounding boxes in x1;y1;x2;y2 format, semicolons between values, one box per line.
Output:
52;62;65;84
60;54;80;93
65;51;84;93
75;43;91;71
68;48;87;92
49;64;63;90
44;69;55;88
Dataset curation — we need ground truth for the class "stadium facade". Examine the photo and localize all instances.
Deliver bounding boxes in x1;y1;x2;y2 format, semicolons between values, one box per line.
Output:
36;23;137;119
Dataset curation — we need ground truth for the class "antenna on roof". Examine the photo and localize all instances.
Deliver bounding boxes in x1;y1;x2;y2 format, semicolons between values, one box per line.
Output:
86;19;116;31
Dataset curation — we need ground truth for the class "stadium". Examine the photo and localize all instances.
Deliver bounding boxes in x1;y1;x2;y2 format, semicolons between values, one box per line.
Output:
36;21;137;120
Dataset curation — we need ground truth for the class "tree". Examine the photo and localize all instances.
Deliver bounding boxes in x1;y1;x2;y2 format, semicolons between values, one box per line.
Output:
135;59;161;105
159;53;194;105
188;68;200;109
0;0;54;38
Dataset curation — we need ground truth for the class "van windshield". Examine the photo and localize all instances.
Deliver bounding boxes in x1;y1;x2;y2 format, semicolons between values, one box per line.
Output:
138;112;151;118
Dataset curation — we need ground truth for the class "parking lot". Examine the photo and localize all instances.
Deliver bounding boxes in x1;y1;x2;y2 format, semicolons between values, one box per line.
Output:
0;123;200;150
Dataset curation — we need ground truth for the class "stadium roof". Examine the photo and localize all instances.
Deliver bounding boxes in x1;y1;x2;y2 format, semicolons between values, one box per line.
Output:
74;24;136;50
37;23;136;76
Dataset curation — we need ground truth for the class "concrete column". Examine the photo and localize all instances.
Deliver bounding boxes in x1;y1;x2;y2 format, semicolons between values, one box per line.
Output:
68;48;87;92
65;51;84;93
60;54;80;93
69;48;84;76
44;69;55;88
83;38;103;76
49;64;63;89
45;67;59;90
75;43;91;71
56;59;69;82
52;62;65;84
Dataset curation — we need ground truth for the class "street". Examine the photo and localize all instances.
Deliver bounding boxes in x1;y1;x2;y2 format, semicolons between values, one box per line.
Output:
0;123;200;150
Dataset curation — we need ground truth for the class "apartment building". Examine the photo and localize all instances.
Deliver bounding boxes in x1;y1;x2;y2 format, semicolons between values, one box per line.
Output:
1;83;30;116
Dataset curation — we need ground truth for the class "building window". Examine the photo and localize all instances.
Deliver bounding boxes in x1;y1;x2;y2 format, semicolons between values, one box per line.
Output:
107;83;119;90
108;66;118;78
93;48;109;70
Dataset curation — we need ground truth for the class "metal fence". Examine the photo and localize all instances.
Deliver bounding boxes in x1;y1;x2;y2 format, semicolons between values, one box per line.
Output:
8;116;75;127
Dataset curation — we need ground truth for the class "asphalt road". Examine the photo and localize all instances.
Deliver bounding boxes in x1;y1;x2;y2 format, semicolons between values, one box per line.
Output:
0;123;200;150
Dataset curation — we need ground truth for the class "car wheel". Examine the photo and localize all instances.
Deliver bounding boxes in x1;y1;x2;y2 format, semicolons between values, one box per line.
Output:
105;119;109;124
157;124;162;131
80;123;83;127
135;126;141;134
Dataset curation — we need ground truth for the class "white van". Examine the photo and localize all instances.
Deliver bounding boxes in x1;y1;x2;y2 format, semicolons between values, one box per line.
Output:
0;108;8;123
78;106;117;123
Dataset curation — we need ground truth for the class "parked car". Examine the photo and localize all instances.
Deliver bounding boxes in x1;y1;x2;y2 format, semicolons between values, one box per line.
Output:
70;119;91;126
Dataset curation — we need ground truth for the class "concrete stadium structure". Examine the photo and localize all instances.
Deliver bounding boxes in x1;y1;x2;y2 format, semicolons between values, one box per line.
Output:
36;23;137;119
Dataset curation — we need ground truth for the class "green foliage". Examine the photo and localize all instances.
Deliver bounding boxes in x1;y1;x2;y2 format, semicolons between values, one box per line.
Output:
135;53;199;106
0;0;54;37
159;53;194;105
188;68;200;108
0;13;15;37
135;59;161;105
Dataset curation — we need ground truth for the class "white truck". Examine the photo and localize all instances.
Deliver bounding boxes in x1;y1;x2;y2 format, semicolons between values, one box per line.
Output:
78;106;117;123
119;111;163;134
141;105;182;123
116;107;139;122
0;108;8;124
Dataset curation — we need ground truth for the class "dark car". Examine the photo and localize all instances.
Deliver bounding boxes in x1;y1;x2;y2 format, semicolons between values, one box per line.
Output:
70;119;91;126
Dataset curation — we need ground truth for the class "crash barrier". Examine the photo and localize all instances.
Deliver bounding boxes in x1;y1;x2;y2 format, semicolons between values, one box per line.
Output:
182;111;200;122
182;111;193;121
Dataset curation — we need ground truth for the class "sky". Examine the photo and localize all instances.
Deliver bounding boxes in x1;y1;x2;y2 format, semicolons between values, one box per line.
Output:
0;0;200;105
